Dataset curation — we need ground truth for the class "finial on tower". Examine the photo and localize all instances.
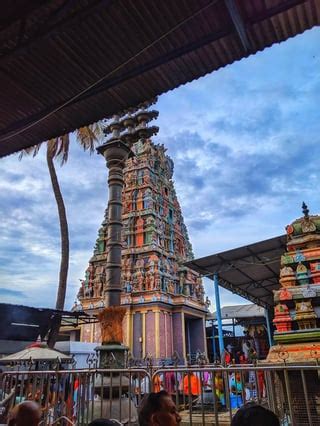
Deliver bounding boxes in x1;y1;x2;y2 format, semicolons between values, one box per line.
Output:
302;202;309;218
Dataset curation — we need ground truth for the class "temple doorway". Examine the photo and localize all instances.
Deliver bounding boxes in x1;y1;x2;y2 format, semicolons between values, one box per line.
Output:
184;315;206;361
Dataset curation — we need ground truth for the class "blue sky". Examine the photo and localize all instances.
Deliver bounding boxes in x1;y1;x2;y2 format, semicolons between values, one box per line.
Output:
1;27;320;311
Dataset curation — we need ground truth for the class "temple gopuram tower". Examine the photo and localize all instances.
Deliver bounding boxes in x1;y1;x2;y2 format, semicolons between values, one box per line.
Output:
268;203;320;362
266;204;320;424
77;102;207;363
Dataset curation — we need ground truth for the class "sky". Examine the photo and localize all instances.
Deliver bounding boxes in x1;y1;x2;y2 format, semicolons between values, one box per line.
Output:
1;27;320;311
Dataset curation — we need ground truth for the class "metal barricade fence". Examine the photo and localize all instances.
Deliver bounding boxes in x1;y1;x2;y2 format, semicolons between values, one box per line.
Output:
151;364;320;426
0;368;151;426
1;364;320;425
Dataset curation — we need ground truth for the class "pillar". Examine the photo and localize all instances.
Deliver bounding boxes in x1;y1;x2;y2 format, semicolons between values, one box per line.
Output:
97;140;132;306
155;309;160;359
265;307;274;347
214;273;224;357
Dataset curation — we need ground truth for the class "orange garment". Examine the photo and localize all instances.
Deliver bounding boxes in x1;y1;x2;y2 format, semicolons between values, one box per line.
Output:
153;374;162;393
183;374;201;396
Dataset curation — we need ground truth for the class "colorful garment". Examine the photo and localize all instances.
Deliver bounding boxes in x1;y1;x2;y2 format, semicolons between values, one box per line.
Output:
183;373;201;396
164;371;176;394
153;374;162;393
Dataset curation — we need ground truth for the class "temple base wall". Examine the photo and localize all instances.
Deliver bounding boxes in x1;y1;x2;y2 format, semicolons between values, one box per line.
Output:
78;304;207;364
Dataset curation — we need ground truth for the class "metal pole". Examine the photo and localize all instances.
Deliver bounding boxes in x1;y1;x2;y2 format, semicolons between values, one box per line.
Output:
214;273;224;357
211;319;217;362
264;308;273;348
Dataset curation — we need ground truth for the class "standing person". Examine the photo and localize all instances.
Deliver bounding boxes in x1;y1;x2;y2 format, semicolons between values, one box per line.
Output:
222;347;232;365
214;372;225;406
153;373;162;393
183;372;201;396
163;370;176;395
138;390;181;426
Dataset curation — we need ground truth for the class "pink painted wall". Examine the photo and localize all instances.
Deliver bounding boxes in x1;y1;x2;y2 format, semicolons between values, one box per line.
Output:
166;313;173;357
159;312;166;357
145;311;155;356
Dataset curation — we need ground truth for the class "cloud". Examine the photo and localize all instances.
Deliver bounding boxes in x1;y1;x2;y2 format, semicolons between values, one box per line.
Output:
0;288;26;298
1;27;320;311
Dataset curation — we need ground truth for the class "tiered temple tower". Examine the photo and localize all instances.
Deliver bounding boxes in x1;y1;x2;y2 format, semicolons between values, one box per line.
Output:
77;103;207;363
268;203;320;362
266;204;320;424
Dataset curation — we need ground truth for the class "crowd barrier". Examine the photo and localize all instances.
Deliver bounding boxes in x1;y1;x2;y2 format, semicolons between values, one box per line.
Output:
1;364;319;425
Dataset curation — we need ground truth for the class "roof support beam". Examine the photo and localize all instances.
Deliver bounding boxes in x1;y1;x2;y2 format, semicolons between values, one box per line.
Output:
224;0;251;52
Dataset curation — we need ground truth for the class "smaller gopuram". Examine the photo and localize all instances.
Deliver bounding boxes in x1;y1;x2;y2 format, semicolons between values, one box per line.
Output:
267;203;320;362
77;102;207;363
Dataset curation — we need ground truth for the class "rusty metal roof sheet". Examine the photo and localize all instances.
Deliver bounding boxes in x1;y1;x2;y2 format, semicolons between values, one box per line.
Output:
1;0;319;157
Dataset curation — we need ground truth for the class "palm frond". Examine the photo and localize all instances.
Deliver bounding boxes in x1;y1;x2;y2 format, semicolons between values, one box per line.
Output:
19;121;104;165
76;123;103;154
47;135;70;166
18;142;42;160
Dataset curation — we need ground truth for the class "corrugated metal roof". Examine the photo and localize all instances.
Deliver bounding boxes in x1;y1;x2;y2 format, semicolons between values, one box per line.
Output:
1;0;319;157
208;303;265;320
185;234;287;307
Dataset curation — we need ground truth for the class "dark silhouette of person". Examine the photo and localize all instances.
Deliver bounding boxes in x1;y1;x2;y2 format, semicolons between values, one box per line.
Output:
8;401;41;426
231;403;280;426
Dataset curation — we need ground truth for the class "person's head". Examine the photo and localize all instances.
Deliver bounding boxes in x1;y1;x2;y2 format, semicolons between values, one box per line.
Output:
88;420;122;426
8;401;41;426
235;372;241;381
231;403;280;426
139;390;181;426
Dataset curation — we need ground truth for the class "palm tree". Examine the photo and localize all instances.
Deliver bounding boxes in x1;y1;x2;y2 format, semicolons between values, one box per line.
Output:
20;123;103;347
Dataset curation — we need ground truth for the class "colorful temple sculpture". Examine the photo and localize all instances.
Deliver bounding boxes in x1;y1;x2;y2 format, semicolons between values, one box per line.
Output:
76;103;207;363
268;203;320;362
267;204;320;424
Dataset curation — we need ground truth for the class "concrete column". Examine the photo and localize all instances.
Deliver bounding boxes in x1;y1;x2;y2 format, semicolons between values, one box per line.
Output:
164;312;168;357
155;309;160;359
142;312;146;357
97;140;132;306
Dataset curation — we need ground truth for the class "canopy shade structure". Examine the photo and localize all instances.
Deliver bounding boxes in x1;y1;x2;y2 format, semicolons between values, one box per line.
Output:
0;344;72;364
208;303;265;320
1;0;320;157
0;303;90;342
185;235;287;308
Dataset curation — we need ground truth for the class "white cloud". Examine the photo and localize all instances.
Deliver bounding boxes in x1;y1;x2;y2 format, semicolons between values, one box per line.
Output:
1;27;320;311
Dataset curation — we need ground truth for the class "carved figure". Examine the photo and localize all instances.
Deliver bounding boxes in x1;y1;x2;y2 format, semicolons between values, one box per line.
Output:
296;263;309;285
279;287;293;301
310;262;320;284
280;266;296;287
205;296;211;310
273;303;292;332
295;300;317;329
167;281;175;294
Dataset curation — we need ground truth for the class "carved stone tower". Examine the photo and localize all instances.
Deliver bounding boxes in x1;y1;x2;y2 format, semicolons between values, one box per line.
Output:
77;103;207;363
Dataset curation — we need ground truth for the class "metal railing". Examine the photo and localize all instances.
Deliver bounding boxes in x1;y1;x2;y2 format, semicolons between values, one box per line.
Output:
1;364;320;425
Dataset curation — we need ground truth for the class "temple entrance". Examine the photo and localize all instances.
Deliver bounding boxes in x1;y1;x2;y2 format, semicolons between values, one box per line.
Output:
184;315;206;362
